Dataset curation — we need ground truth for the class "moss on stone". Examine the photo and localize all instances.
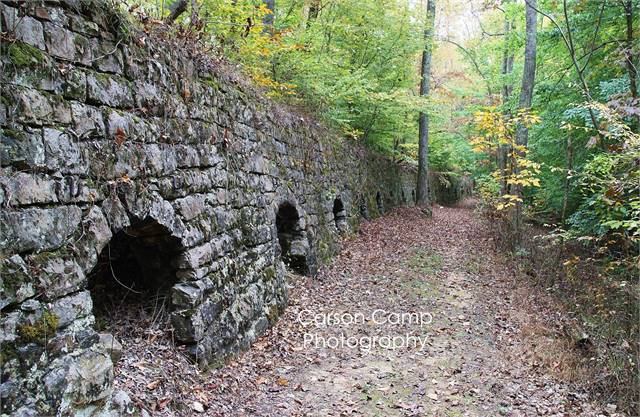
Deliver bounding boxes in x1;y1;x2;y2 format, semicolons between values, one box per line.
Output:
1;128;28;143
202;78;220;91
0;342;19;365
266;304;280;323
94;71;113;85
18;311;59;344
8;42;45;67
1;266;24;296
28;248;72;266
73;35;90;49
263;266;276;281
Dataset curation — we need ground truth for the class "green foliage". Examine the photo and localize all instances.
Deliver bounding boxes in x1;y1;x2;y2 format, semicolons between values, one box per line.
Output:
476;174;500;201
471;108;541;210
129;0;469;172
567;105;640;262
461;0;638;255
271;0;427;148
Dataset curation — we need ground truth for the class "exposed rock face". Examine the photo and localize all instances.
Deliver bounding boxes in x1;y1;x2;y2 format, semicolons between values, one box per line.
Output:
0;1;465;415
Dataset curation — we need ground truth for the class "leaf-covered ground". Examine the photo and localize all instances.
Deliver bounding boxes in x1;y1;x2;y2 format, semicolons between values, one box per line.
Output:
113;201;625;416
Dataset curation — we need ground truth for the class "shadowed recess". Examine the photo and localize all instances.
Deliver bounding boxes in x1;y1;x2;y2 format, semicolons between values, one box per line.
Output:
276;202;308;274
88;218;182;326
332;197;347;232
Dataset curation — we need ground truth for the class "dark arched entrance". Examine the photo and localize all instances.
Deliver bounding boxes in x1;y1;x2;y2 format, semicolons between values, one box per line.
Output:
88;218;183;351
359;197;370;220
332;197;348;233
376;191;384;214
276;202;309;275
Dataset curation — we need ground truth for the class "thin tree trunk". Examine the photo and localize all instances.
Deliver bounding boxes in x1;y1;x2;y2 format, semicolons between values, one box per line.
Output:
442;39;493;95
523;0;601;139
623;0;637;99
561;134;573;222
499;6;514;196
416;0;436;209
622;0;639;131
514;0;537;239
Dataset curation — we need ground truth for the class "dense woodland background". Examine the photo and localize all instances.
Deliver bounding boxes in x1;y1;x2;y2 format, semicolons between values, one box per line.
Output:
112;0;636;411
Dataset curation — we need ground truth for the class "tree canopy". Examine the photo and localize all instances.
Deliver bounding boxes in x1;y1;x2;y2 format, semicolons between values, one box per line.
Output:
128;0;638;276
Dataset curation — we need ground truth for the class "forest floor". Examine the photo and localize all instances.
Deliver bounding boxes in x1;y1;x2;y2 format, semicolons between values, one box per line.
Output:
113;200;625;417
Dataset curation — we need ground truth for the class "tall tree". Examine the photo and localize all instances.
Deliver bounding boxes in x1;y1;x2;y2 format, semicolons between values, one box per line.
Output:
416;0;436;208
499;0;515;195
621;0;638;131
516;0;537;148
514;0;537;235
525;0;601;138
622;0;637;100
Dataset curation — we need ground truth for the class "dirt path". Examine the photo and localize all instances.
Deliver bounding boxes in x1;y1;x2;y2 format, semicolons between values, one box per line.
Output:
116;202;623;417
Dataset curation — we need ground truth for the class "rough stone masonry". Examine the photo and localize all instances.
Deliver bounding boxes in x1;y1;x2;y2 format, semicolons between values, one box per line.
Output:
0;1;466;415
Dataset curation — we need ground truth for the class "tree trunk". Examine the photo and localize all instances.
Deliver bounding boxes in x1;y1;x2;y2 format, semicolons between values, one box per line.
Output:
561;134;573;222
560;0;600;136
622;0;639;131
499;6;514;196
516;0;537;148
416;0;436;209
514;0;538;239
523;0;601;138
623;0;637;99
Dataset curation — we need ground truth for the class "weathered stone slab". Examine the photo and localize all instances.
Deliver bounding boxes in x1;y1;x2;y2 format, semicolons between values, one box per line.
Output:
0;172;58;205
0;206;82;253
44;22;76;61
0;255;35;310
86;71;134;108
3;10;45;50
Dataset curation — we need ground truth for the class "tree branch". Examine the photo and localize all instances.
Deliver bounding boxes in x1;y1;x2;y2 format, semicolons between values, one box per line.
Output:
522;0;601;137
166;0;188;23
440;38;493;96
579;1;605;75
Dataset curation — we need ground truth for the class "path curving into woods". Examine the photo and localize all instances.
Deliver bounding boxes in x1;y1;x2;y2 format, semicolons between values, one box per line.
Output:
115;200;623;416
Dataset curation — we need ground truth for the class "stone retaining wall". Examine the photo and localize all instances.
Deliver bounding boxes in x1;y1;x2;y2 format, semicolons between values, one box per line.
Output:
0;1;426;415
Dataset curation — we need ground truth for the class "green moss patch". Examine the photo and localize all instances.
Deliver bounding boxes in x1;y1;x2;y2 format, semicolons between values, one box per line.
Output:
18;311;59;344
8;42;45;67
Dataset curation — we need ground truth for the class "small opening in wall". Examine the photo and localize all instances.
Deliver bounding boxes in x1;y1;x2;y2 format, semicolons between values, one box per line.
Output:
412;189;416;203
88;219;182;350
401;190;406;203
376;191;383;213
359;197;370;220
332;197;347;233
276;202;308;274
